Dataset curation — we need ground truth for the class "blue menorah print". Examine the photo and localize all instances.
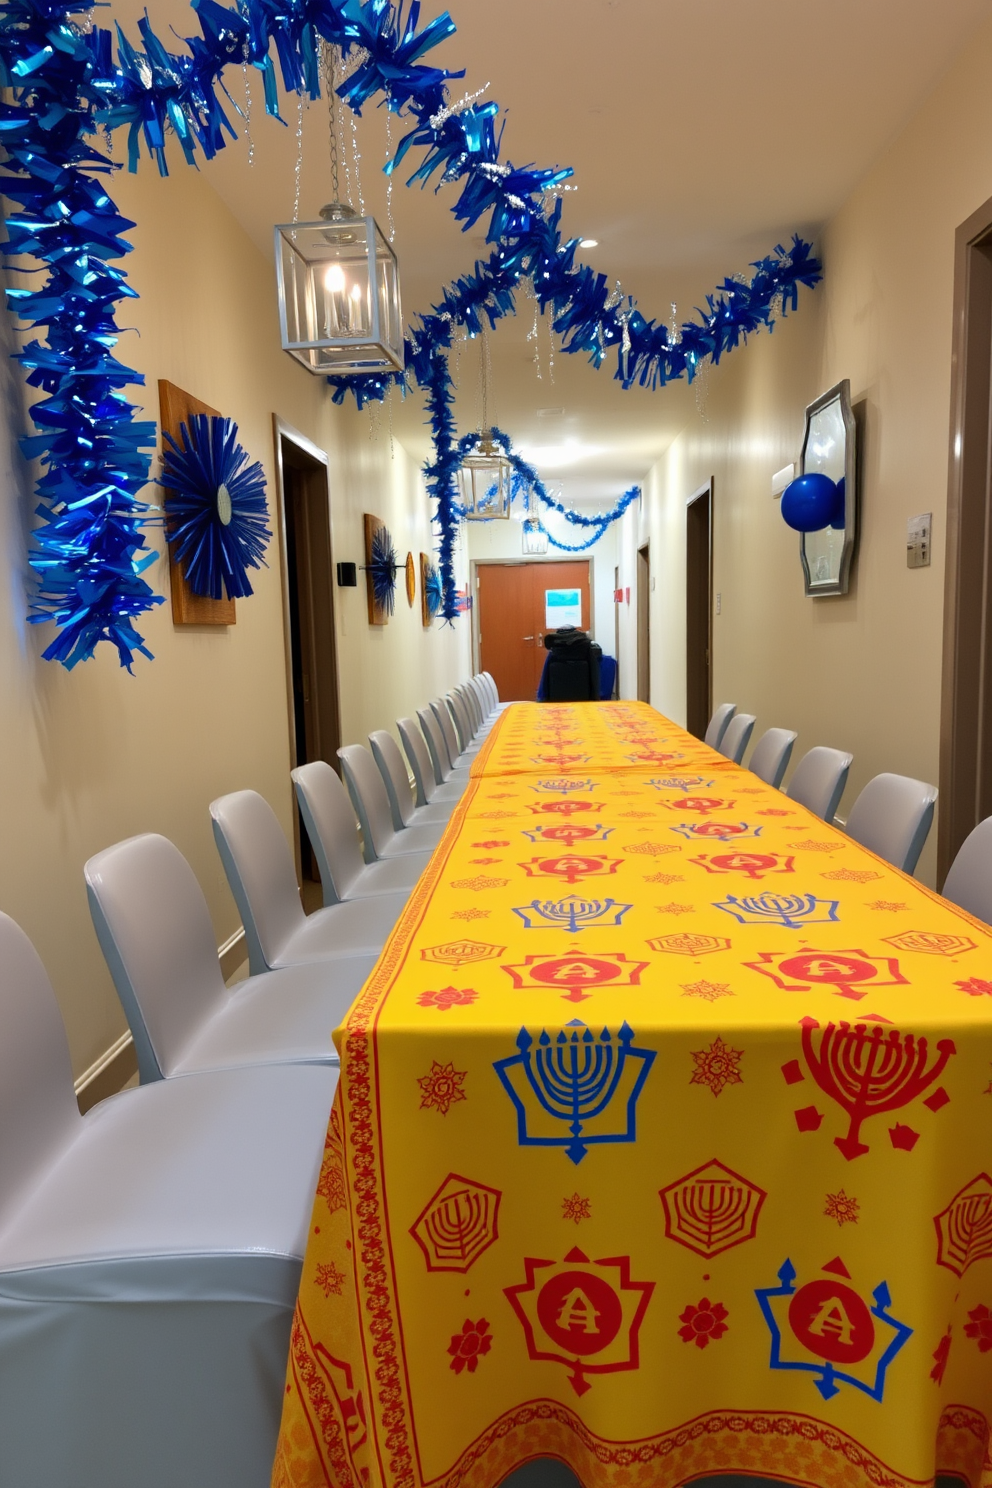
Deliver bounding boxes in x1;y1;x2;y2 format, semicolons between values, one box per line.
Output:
512;895;632;933
713;892;840;929
493;1019;656;1163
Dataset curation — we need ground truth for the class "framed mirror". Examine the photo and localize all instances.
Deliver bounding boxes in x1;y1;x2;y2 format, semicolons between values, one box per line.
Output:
799;379;857;597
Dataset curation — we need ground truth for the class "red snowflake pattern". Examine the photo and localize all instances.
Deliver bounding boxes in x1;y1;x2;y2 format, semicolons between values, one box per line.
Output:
965;1304;992;1352
931;1328;952;1383
468;857;502;865
681;980;735;1003
417;986;479;1011
678;1298;729;1349
473;840;509;848
689;1036;743;1096
562;1193;592;1224
417;1061;467;1115
957;978;992;997
824;1189;860;1226
448;1318;492;1374
315;1262;346;1298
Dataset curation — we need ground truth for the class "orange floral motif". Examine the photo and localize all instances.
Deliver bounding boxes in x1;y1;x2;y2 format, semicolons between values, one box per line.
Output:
690;1036;743;1096
417;986;479;1011
624;842;680;856
418;1060;468;1115
644;872;685;884
448;1318;492;1374
316;1261;346;1297
822;868;883;883
469;857;502;864
473;840;509;848
788;839;843;852
678;1298;729;1349
824;1189;860;1226
562;1194;592;1224
757;808;793;816
956;978;992;997
867;900;909;912
451;908;491;922
682;980;735;1003
656;902;695;916
964;1303;992;1353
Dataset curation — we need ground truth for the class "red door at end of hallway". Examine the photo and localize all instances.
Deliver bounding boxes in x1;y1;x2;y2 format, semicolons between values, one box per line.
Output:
476;561;593;701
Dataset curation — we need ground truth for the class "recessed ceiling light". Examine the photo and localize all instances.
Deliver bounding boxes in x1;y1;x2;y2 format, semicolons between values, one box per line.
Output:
580;238;598;248
536;407;565;417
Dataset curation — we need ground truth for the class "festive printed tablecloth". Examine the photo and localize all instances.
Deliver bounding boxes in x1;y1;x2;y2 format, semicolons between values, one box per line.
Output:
273;703;992;1488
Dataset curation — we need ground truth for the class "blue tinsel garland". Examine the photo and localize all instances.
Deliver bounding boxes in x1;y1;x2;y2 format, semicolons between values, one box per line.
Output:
0;0;822;661
161;414;271;600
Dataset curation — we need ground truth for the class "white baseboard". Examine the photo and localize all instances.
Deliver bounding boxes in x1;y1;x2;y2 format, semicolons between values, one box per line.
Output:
76;926;247;1111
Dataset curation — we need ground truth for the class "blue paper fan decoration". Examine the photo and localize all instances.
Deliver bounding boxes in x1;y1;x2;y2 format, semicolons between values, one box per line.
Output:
365;524;399;617
424;560;444;621
161;415;271;601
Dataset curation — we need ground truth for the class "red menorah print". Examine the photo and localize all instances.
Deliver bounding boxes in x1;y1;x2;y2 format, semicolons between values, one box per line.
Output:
800;1018;956;1160
519;854;623;886
659;1159;766;1258
410;1173;502;1273
934;1174;992;1276
661;796;736;816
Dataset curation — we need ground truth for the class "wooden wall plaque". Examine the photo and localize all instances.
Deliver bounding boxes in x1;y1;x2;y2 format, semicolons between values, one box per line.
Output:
159;379;236;626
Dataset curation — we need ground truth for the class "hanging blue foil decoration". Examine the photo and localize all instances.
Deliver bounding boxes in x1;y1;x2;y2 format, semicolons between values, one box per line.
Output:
424;558;443;621
0;0;823;660
161;415;270;600
364;523;398;617
780;472;842;533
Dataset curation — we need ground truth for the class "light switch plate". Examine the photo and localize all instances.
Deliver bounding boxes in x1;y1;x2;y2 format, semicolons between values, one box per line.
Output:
907;513;932;568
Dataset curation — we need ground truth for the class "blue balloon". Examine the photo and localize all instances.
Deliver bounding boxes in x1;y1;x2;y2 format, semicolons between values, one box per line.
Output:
780;471;841;532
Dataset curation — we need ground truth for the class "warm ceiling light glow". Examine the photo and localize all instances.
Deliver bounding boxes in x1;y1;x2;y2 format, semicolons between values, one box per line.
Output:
324;263;346;292
518;439;602;470
580;238;598;248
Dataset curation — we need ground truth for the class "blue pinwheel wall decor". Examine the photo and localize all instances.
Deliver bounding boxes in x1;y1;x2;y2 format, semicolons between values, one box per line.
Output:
161;415;271;602
421;553;444;626
363;516;398;624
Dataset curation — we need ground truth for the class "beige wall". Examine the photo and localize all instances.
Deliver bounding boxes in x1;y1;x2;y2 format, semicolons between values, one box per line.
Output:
0;161;469;1080
617;12;992;887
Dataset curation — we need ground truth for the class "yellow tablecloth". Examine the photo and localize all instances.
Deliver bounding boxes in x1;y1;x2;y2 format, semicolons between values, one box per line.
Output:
273;703;992;1488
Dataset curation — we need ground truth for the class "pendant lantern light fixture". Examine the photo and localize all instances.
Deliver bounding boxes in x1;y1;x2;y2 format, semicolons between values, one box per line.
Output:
274;45;403;376
458;329;512;519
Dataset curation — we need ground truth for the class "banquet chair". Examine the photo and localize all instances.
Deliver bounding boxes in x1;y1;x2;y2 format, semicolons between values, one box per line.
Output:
704;702;736;749
338;744;447;861
85;833;374;1079
845;772;938;875
942;816;992;925
468;675;499;726
210;789;409;973
291;761;428;903
482;671;511;711
418;706;471;786
398;717;465;808
749;728;798;789
432;697;477;770
460;682;490;737
445;691;483;755
0;910;336;1488
369;729;454;828
785;746;853;823
719;712;755;764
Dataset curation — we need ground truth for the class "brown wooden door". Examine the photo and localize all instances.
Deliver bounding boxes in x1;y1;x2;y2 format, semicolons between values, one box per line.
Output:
477;561;592;701
686;484;713;737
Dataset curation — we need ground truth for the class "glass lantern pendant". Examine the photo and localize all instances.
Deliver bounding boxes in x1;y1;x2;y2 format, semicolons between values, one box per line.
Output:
274;201;403;375
457;430;513;520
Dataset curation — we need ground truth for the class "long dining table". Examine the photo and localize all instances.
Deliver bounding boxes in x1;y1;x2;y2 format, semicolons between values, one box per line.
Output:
272;701;992;1488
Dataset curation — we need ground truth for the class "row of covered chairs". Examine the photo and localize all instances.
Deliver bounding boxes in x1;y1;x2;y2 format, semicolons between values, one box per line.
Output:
704;701;941;882
0;671;502;1488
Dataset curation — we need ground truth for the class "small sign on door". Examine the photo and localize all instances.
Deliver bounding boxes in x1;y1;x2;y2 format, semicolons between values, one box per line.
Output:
907;513;932;569
545;588;582;630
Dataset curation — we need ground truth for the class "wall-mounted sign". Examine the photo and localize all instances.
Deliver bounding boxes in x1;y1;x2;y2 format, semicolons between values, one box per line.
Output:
545;588;582;630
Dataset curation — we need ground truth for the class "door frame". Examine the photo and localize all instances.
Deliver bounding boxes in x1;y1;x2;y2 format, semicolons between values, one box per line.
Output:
636;543;650;703
940;193;992;883
470;556;596;676
685;478;714;737
272;416;338;873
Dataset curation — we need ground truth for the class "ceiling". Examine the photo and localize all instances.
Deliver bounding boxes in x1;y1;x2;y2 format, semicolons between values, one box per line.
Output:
116;0;992;504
